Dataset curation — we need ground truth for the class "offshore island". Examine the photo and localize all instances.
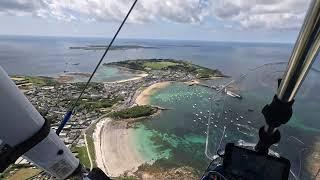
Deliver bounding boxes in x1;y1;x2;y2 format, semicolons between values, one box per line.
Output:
4;59;229;179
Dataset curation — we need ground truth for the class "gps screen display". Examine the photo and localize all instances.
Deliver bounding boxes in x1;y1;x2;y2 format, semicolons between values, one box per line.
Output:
224;144;290;180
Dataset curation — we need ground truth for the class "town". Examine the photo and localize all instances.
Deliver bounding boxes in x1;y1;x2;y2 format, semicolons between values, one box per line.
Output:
2;59;227;179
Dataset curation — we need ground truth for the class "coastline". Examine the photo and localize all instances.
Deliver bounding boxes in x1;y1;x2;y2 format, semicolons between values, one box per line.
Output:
135;81;172;105
55;75;74;83
55;73;148;83
94;81;176;177
135;80;201;105
94;118;148;177
111;73;148;83
94;80;202;177
50;63;149;84
94;118;109;175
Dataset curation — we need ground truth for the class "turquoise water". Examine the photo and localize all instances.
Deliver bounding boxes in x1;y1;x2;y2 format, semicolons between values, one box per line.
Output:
1;36;319;178
132;83;216;171
131;124;171;162
70;65;143;82
132;79;320;178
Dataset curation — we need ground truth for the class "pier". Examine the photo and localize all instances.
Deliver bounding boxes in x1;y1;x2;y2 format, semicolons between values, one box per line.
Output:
188;82;242;99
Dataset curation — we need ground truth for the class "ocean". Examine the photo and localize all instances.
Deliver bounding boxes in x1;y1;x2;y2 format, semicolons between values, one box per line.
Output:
0;35;304;77
0;35;319;179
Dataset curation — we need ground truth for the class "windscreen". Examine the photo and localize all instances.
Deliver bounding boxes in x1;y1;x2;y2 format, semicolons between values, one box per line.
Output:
197;62;320;180
1;3;320;177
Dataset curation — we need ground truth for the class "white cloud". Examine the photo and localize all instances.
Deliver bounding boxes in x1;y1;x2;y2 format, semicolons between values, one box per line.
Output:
211;0;310;30
0;0;311;30
36;0;207;24
0;0;43;16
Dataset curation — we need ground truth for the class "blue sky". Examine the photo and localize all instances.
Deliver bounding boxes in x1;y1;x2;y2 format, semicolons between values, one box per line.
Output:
0;0;310;43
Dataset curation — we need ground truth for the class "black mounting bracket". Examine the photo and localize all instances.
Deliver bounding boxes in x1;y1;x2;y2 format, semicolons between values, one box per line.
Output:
0;119;50;172
255;93;294;154
262;95;294;127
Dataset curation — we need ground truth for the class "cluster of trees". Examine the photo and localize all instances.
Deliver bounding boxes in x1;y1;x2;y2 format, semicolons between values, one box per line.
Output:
195;68;220;78
59;96;123;112
108;60;146;71
110;105;156;119
77;97;123;111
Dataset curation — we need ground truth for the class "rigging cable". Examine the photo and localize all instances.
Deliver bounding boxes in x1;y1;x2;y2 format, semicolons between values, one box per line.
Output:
56;0;138;135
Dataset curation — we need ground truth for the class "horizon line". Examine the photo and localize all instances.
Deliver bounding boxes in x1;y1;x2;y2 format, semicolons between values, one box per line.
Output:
0;33;294;45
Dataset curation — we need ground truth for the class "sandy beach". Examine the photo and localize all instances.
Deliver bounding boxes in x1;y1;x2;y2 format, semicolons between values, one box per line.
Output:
94;81;172;177
94;80;198;177
94;118;147;177
135;81;171;105
113;73;148;83
94;119;109;175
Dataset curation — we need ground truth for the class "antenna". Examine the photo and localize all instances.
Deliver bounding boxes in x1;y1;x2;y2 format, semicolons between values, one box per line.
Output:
56;0;138;135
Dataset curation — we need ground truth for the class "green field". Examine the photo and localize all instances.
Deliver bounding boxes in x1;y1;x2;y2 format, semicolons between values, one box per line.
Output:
143;61;179;70
85;135;96;167
1;167;41;180
72;146;91;168
11;75;57;87
5;168;41;180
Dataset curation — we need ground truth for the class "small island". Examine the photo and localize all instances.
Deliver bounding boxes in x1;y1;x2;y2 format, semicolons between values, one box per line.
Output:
69;45;157;51
106;59;227;79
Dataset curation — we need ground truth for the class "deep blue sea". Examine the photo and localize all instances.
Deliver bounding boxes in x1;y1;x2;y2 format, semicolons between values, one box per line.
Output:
2;35;313;76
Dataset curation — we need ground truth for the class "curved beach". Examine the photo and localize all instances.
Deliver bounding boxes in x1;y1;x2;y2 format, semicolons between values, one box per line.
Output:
113;73;148;83
94;81;173;177
94;118;146;177
135;81;171;105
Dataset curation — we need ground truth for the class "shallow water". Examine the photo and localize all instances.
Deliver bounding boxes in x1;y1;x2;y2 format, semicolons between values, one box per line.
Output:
70;65;143;82
134;79;320;179
1;36;319;178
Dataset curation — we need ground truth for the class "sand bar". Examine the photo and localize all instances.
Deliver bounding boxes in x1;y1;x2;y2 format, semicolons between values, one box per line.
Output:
135;81;171;105
112;73;148;83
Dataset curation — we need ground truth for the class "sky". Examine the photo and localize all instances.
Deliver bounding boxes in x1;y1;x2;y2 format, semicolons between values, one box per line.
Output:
0;0;311;43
